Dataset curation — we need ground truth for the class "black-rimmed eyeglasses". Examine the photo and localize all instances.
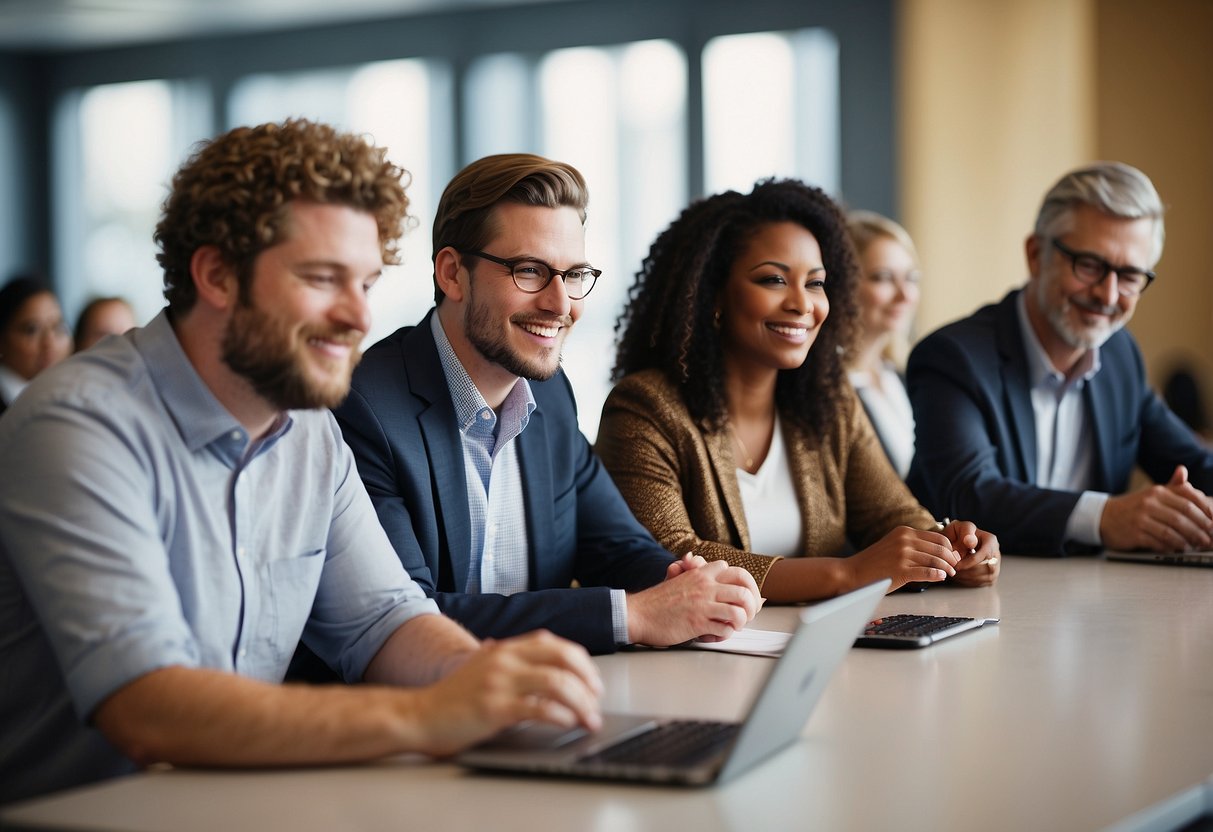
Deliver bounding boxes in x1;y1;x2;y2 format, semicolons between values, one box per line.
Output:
460;250;601;300
1051;239;1155;297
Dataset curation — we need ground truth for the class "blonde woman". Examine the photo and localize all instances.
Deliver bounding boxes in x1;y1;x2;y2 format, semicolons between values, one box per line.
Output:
845;211;921;478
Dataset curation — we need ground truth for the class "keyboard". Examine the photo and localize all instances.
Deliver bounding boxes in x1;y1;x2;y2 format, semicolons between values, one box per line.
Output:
579;720;740;767
854;614;990;649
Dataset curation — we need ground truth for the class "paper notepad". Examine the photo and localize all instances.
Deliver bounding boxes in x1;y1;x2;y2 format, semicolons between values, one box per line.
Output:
688;628;791;657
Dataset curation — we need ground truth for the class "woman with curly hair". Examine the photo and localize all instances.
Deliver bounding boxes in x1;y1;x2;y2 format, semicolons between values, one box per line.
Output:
596;179;999;601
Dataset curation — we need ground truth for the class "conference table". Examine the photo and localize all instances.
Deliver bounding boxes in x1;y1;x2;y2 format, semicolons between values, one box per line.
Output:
4;557;1212;831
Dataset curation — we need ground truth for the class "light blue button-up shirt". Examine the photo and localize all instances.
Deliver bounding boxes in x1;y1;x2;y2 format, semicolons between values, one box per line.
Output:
1015;292;1107;545
0;310;438;803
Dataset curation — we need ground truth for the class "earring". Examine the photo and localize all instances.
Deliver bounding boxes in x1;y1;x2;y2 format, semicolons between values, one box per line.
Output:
713;309;722;330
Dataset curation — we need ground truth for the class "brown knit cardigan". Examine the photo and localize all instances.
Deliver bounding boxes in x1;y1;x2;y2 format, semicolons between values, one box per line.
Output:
596;369;934;590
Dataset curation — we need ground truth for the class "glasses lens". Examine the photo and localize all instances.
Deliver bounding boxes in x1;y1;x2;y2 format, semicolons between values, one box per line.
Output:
511;261;551;293
1071;255;1107;284
562;269;589;299
1116;271;1148;295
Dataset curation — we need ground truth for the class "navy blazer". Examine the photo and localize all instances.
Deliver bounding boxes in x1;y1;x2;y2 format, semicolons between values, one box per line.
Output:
333;311;673;654
906;289;1213;554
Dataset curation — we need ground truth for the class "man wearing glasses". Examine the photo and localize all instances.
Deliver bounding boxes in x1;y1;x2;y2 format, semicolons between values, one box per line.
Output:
907;161;1213;555
329;154;761;657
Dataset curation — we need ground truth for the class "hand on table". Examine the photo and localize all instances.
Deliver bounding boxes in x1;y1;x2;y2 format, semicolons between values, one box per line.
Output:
627;556;761;646
848;526;960;592
1100;465;1213;552
941;519;1000;587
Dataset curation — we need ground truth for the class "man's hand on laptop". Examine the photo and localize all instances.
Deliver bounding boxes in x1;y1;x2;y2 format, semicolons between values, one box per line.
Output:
415;630;603;756
626;556;761;646
1101;465;1213;552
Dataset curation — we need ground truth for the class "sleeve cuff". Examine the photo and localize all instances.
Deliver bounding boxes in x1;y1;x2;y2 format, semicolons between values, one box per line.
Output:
610;589;630;644
1066;491;1109;546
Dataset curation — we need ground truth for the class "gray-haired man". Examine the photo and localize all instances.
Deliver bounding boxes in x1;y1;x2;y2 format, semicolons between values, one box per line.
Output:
907;161;1213;555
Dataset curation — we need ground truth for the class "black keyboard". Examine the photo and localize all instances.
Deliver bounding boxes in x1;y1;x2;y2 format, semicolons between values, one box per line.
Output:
854;614;989;649
579;720;740;767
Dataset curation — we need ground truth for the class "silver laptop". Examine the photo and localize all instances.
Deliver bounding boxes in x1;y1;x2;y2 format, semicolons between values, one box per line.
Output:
456;579;889;786
1105;549;1213;567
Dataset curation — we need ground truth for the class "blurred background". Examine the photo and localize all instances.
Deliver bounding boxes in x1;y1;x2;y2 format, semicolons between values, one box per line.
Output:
0;0;1208;439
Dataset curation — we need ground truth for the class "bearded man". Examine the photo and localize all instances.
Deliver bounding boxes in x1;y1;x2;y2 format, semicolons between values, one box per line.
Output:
0;121;607;804
329;154;761;656
906;162;1213;555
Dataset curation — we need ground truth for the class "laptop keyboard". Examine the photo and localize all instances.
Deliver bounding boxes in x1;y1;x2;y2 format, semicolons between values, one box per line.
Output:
579;720;740;767
863;614;973;636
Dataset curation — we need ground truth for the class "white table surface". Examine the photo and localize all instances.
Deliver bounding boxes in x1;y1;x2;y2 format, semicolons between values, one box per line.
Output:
5;556;1213;832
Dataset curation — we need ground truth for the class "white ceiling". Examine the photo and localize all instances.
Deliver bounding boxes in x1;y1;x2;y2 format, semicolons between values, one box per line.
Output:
0;0;561;51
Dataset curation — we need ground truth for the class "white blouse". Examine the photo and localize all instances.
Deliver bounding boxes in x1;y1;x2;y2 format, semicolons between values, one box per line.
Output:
735;414;803;557
849;365;916;478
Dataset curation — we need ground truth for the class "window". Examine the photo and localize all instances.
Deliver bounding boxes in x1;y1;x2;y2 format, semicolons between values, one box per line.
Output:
54;79;210;329
229;59;452;346
703;29;840;196
463;39;687;439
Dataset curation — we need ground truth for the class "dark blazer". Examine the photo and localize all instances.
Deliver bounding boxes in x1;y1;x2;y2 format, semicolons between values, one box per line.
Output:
333;311;673;655
906;289;1213;554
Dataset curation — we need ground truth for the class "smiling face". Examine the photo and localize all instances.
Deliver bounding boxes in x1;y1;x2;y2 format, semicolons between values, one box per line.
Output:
719;221;829;378
452;202;586;384
1025;203;1154;369
221;201;382;410
856;235;920;340
0;291;71;380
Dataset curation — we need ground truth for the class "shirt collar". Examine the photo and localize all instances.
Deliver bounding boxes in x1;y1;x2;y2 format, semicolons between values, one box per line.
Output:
132;310;293;460
1015;289;1100;388
430;311;535;438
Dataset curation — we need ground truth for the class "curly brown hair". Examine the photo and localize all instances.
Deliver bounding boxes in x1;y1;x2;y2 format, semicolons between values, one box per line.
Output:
156;118;412;314
613;178;859;438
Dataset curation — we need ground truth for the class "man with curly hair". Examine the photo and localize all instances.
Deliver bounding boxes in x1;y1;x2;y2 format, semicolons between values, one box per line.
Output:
332;153;761;655
0;120;602;804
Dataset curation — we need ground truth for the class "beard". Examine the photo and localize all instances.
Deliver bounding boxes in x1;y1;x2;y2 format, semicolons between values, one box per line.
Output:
221;297;362;411
464;283;571;382
1036;275;1125;352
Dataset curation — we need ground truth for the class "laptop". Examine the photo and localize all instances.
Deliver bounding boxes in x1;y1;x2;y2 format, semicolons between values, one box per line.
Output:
456;579;889;786
1105;549;1213;567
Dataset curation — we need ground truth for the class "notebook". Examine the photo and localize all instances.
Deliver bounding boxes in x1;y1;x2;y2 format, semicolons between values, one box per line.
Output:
1105;549;1213;567
456;578;889;787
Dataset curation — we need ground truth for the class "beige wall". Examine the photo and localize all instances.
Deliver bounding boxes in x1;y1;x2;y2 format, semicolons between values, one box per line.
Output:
1095;0;1213;406
900;0;1212;408
900;0;1096;337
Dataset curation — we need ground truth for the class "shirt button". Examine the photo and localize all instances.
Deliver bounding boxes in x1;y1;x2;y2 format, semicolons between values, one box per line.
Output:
481;411;492;420
236;546;246;559
238;648;247;659
230;431;242;441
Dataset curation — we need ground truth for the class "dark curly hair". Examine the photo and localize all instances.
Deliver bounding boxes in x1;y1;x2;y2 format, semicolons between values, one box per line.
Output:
613;178;859;438
155;118;412;314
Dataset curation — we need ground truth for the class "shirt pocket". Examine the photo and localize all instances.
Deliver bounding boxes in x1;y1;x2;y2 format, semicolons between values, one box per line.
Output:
267;549;326;668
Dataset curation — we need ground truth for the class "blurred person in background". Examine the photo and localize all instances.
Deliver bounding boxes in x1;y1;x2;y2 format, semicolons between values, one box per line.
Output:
74;296;137;352
845;211;922;479
0;275;71;414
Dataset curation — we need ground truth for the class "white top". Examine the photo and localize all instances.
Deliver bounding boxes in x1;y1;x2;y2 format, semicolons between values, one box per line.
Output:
735;414;803;557
849;364;915;477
